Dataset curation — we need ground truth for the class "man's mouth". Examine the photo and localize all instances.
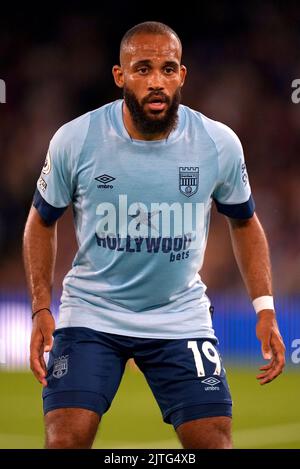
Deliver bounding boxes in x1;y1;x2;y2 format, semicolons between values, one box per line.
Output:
147;102;166;111
146;97;167;112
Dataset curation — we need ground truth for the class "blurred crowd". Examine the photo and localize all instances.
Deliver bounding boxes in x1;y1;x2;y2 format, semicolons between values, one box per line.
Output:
0;3;299;295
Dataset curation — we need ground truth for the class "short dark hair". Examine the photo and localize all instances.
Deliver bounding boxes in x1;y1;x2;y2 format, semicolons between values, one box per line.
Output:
120;21;182;62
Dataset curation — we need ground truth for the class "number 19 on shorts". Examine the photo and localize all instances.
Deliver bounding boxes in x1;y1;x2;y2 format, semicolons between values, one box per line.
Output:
188;341;221;377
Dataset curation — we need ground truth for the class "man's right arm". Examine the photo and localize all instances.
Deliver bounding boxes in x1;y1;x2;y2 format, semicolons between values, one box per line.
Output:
23;205;57;386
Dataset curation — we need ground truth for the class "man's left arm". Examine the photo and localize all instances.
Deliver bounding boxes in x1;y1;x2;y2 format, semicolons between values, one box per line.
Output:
227;213;285;384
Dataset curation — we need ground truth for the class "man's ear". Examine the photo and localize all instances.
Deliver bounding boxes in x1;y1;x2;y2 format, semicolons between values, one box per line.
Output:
112;65;124;88
180;65;187;87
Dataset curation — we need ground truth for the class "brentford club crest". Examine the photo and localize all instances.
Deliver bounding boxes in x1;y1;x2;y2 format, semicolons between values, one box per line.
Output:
179;167;199;197
53;355;69;379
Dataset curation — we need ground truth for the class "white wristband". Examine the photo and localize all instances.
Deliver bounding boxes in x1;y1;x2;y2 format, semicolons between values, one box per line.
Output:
252;295;274;314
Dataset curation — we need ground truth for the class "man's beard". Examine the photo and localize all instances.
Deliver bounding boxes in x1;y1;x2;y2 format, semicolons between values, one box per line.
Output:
123;86;181;137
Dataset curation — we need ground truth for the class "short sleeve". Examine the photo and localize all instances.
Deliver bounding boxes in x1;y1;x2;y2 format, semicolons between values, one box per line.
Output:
33;126;74;224
210;122;255;219
37;126;74;207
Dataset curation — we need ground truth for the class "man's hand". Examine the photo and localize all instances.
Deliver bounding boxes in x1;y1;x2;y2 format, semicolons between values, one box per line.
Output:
256;310;285;385
30;310;55;387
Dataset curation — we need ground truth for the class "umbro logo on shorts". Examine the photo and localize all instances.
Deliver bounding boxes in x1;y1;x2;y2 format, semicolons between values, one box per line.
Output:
201;377;220;386
201;377;221;391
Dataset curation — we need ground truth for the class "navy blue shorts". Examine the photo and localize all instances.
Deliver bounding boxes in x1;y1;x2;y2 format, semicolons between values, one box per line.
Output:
43;327;232;428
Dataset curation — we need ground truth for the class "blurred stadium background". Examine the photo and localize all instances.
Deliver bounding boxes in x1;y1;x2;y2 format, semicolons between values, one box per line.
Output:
0;1;299;448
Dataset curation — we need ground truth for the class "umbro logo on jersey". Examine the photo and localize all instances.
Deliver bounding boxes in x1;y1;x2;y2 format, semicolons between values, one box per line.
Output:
95;174;115;189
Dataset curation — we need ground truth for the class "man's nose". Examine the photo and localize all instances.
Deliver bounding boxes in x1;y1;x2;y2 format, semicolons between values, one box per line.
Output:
147;71;164;90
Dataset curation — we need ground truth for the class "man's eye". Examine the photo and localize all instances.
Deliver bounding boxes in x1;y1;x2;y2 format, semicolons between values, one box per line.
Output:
138;67;148;74
164;67;175;74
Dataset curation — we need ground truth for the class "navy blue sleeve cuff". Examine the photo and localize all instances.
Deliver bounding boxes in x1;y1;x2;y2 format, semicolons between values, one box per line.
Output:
33;188;68;225
214;194;255;219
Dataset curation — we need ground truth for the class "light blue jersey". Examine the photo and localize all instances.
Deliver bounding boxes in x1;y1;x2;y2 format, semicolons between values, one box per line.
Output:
34;100;254;339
